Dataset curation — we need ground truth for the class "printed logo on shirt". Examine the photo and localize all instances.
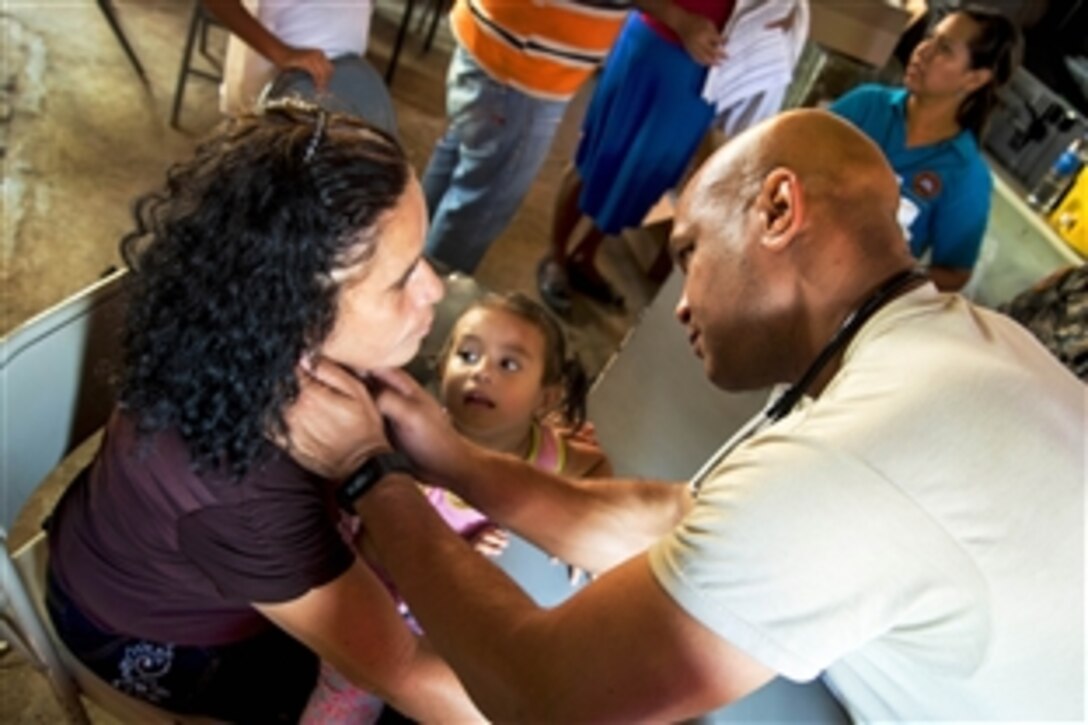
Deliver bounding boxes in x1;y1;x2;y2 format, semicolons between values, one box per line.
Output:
912;171;942;200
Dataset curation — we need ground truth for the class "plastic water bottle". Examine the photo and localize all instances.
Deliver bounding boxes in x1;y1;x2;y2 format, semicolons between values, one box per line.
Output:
1028;137;1086;214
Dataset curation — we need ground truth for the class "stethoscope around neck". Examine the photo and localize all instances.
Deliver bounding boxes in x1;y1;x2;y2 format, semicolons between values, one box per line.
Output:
689;267;929;495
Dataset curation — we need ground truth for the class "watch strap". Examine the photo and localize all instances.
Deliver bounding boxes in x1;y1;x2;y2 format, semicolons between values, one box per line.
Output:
335;450;413;513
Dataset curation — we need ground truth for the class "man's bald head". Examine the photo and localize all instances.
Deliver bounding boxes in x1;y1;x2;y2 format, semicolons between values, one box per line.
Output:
689;109;903;255
671;110;919;393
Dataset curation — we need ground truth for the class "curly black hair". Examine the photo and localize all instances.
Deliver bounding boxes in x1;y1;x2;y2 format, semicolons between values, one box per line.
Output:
118;100;409;477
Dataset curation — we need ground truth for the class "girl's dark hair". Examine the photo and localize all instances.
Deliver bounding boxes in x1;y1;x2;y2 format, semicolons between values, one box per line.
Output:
119;99;410;477
956;6;1022;138
442;292;590;430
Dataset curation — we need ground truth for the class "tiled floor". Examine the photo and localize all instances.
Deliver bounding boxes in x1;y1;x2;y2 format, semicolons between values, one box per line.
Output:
1;0;665;719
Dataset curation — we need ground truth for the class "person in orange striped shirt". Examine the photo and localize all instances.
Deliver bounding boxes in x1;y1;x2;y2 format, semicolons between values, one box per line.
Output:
423;1;720;275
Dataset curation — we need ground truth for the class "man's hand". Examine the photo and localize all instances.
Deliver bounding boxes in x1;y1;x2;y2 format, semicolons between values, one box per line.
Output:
279;358;390;481
369;368;477;488
276;46;334;90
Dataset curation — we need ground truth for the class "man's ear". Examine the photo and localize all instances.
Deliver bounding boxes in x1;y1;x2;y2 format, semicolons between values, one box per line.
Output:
755;167;803;251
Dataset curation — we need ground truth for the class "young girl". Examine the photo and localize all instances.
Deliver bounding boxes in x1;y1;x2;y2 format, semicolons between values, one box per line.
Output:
433;291;612;510
302;291;611;723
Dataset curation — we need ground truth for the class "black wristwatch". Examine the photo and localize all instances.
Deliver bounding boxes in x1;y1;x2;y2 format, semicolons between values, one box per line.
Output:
335;450;413;513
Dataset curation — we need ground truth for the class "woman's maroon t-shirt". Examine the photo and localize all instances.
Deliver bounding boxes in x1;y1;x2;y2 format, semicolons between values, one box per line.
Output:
49;410;354;646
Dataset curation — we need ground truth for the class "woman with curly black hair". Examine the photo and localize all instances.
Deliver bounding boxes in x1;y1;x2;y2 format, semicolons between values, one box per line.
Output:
44;101;482;722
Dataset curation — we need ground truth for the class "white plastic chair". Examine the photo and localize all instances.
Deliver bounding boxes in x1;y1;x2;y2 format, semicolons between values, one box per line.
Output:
0;269;220;723
1;269;128;534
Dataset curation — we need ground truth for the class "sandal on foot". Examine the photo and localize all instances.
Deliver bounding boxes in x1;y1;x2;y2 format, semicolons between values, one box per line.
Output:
567;263;625;310
536;258;573;314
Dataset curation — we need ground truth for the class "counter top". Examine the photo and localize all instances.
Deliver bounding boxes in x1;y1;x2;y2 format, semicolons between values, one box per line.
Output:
990;162;1083;267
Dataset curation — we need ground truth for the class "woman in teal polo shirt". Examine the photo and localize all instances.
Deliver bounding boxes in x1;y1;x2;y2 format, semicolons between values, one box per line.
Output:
832;7;1020;291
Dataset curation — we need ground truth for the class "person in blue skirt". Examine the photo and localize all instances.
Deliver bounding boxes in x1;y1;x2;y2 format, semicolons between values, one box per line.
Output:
537;1;732;313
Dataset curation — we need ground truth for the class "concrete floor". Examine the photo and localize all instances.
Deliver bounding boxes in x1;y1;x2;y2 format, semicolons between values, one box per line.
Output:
1;0;660;364
1;0;664;720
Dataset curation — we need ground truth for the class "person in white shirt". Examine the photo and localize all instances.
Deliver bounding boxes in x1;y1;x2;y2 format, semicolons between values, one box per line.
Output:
205;0;394;133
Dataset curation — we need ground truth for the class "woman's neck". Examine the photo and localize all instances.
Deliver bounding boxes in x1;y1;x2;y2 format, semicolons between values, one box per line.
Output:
905;94;963;147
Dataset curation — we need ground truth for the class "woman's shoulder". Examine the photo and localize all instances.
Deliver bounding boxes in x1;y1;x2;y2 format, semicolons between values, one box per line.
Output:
829;84;900;127
111;408;317;504
834;83;898;106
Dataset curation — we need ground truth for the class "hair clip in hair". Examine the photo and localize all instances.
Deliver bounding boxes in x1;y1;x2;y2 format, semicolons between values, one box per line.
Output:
303;109;328;163
260;96;330;164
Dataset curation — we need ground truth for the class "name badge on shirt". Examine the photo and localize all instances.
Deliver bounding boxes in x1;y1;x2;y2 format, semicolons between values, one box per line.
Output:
897;195;919;244
912;170;942;200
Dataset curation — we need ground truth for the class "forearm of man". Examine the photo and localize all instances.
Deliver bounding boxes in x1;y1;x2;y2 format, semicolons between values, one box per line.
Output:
927;264;971;291
201;0;292;67
451;444;691;573
356;477;773;720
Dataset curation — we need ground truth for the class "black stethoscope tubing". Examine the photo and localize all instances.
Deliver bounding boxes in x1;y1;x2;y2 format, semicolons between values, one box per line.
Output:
690;267;929;494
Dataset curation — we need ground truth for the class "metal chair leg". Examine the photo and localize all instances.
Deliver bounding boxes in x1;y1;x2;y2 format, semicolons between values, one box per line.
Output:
385;0;417;86
171;1;222;130
1;532;91;724
423;0;448;54
95;0;149;84
171;2;202;128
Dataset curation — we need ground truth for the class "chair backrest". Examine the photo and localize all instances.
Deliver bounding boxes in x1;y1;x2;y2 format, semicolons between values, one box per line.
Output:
0;268;129;533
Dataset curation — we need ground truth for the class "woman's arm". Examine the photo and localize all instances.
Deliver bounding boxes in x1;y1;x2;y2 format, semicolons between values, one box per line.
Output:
925;160;992;292
255;559;483;721
927;265;972;291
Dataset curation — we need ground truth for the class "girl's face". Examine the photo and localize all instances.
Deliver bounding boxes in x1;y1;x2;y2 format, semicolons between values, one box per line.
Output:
440;306;559;442
905;13;992;101
321;177;444;373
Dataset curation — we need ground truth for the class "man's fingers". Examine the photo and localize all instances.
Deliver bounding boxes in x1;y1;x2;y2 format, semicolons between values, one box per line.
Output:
304;357;370;399
374;385;415;422
369;367;423;397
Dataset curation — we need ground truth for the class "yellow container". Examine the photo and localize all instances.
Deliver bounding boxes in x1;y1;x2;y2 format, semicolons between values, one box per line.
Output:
1049;168;1088;258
